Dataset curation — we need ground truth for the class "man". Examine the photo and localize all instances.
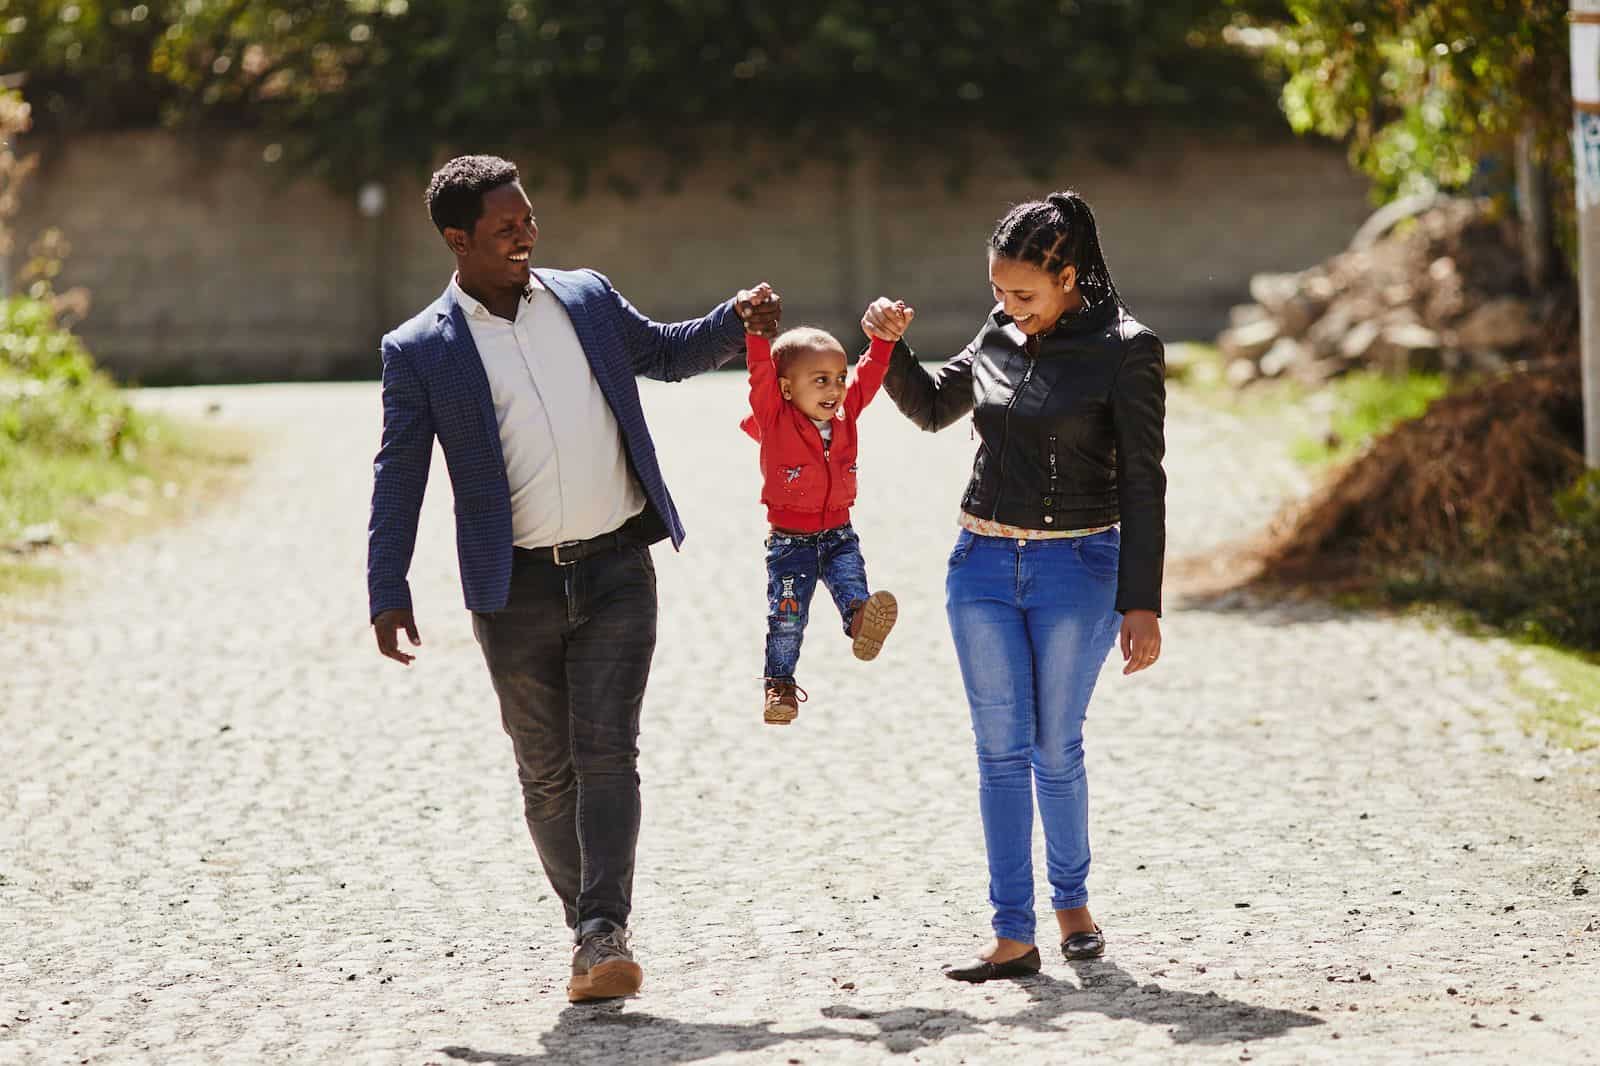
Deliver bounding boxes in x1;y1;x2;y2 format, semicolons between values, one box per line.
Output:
366;155;779;1002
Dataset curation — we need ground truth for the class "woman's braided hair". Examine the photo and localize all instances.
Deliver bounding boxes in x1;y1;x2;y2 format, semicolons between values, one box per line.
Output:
989;190;1121;308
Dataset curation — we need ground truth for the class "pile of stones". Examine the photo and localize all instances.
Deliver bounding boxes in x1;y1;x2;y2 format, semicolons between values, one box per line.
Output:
1217;197;1543;388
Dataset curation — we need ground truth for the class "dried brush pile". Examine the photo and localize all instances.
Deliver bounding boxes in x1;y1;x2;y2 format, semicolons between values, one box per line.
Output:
1265;357;1584;572
1256;290;1600;648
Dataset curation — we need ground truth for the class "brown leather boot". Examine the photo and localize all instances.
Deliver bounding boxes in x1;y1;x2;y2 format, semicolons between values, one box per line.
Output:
568;928;643;1003
763;680;806;725
849;590;898;662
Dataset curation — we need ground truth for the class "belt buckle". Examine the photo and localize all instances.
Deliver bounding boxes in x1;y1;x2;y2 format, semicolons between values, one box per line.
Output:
551;540;583;566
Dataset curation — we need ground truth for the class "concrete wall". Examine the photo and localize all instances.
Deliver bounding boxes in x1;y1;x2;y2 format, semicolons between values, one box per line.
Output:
13;130;1373;382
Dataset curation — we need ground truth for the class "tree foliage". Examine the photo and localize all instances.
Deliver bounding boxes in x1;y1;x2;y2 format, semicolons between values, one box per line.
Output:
1;1;1286;188
1245;2;1570;212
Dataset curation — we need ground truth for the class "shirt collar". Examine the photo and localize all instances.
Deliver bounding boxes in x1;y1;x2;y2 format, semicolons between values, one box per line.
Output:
450;271;544;318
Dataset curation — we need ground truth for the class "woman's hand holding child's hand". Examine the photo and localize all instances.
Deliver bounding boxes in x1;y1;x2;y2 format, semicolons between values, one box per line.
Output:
862;297;915;342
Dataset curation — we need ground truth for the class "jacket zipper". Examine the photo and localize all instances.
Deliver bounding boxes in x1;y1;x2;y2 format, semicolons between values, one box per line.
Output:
819;424;833;532
991;357;1035;519
1045;434;1059;519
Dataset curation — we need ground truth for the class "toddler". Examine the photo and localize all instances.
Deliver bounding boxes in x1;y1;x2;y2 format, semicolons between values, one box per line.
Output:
740;286;915;724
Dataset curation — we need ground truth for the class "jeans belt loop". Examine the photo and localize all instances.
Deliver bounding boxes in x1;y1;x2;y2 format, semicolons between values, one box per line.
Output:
551;540;583;566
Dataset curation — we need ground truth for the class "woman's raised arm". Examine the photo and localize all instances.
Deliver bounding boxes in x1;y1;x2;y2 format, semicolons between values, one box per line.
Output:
880;336;978;433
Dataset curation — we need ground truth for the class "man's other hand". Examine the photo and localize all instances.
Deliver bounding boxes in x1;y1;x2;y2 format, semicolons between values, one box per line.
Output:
374;608;422;665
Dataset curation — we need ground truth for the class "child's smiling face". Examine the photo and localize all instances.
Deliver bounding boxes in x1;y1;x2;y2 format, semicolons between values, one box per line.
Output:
779;346;849;422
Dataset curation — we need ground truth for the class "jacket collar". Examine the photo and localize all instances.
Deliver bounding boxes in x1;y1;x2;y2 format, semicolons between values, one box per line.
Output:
991;294;1117;339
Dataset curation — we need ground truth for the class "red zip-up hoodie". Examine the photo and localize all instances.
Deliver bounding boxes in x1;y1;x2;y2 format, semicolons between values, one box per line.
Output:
740;333;894;532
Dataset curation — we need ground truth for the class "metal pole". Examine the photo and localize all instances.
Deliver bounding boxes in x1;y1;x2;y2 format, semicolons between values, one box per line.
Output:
1574;1;1600;467
1514;125;1552;293
358;180;389;370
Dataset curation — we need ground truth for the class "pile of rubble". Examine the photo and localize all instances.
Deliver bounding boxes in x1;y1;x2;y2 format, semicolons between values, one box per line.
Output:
1217;197;1544;387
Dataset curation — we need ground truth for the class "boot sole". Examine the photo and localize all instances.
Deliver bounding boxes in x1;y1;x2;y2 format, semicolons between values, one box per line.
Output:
851;591;898;662
763;710;796;725
568;959;644;1003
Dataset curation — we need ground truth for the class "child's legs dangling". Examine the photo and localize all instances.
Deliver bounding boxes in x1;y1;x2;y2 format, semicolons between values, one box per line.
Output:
817;524;870;633
763;534;821;682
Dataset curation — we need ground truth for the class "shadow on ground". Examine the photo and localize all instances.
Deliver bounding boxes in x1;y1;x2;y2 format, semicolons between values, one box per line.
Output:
440;959;1322;1063
439;1007;868;1065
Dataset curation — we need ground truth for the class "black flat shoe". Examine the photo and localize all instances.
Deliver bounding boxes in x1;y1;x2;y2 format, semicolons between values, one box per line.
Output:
943;947;1041;983
1061;926;1105;960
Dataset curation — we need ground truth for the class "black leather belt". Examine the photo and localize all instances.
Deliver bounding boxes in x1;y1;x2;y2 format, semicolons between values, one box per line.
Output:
515;511;656;567
515;531;628;567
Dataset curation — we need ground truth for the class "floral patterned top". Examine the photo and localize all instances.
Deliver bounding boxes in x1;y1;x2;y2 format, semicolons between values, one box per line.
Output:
957;511;1114;540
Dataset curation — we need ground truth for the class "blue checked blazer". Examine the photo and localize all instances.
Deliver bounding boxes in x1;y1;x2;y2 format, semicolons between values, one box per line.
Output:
367;267;744;620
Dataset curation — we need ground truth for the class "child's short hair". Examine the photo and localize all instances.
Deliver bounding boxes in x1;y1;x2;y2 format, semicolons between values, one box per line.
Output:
771;327;846;377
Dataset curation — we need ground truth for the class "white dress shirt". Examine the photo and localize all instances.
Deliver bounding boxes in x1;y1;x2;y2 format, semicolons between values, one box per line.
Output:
451;273;645;547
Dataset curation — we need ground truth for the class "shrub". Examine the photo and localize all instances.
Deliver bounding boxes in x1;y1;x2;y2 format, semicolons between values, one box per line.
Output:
1382;470;1600;650
0;293;146;461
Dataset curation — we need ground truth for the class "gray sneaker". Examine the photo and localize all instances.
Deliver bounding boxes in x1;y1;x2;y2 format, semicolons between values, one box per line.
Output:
568;927;643;1003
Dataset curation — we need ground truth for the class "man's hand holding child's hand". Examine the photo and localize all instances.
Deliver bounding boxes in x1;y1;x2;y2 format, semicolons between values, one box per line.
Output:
862;297;914;343
736;282;783;338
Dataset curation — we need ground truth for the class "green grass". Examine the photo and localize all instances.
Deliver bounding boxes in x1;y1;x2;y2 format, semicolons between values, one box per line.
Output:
1290;370;1450;466
0;444;156;540
0;556;61;593
0;414;251;597
1171;344;1452;472
1504;644;1600;751
0;292;255;598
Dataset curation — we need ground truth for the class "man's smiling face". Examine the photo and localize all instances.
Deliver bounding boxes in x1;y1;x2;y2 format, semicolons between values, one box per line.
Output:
448;180;538;289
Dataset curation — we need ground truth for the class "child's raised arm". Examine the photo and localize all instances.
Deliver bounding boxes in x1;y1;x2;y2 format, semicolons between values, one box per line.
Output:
745;331;784;431
740;284;784;439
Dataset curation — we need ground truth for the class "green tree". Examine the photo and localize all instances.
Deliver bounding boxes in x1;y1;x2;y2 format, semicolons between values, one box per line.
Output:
2;1;1286;189
0;0;180;129
1243;1;1571;279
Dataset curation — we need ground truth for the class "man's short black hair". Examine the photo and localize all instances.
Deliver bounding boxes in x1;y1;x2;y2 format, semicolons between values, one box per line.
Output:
425;155;520;235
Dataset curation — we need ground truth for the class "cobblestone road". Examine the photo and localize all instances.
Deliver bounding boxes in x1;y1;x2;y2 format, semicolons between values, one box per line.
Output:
3;375;1597;1065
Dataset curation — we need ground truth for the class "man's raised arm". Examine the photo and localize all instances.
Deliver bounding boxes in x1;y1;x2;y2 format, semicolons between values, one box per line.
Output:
596;270;782;381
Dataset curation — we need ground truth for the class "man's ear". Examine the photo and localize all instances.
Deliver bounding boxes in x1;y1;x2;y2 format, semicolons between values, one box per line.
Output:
443;226;471;258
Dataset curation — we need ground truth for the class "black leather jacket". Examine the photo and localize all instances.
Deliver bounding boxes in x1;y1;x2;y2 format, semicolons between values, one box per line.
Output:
882;298;1166;615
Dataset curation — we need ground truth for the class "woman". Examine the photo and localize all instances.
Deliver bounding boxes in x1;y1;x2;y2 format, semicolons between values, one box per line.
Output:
868;191;1166;980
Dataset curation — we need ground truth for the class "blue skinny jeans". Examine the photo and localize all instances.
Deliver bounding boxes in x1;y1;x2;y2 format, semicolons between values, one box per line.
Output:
945;527;1122;944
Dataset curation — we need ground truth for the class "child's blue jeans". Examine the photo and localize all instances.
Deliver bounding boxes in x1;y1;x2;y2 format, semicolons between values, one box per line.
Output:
763;523;871;682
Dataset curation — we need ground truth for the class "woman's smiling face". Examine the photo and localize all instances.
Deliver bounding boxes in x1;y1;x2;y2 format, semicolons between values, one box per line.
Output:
988;252;1080;335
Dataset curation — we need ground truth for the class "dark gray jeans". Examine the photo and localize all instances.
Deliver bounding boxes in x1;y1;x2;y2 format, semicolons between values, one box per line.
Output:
471;542;657;942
